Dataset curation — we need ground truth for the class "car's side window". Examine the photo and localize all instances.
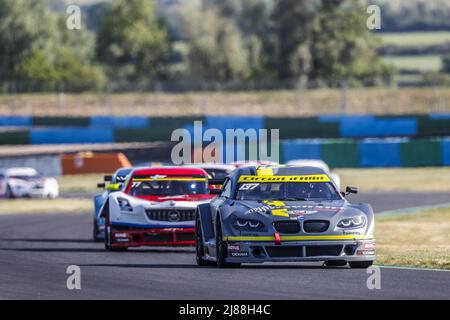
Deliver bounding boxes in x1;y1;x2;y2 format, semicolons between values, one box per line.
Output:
220;178;232;198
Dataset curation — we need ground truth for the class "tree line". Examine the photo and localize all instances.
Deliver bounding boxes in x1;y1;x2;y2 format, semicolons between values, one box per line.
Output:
0;0;395;93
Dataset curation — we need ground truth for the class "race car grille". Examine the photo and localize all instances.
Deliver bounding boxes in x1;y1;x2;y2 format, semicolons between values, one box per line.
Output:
273;221;301;234
266;246;302;258
146;209;196;222
303;220;330;233
305;245;343;257
176;233;196;242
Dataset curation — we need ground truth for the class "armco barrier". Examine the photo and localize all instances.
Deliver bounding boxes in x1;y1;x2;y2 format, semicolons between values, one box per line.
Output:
30;127;114;144
400;140;442;167
319;115;417;138
282;140;322;162
266;117;340;139
0;130;29;145
61;152;131;175
321;140;359;168
32;116;90;127
115;117;201;142
281;138;450;168
91;116;150;128
358;139;402;167
442;139;450;166
1;114;450;139
0;116;32;126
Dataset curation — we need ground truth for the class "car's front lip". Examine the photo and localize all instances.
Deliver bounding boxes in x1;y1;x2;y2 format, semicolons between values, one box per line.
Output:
223;234;368;241
223;238;376;263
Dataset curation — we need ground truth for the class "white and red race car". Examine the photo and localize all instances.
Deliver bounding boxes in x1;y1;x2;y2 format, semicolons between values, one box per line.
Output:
0;167;59;199
101;167;217;250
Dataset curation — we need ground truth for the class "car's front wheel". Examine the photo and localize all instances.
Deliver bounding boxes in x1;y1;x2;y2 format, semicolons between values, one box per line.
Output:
5;185;14;199
195;213;214;266
349;261;373;269
216;217;240;268
104;217;128;251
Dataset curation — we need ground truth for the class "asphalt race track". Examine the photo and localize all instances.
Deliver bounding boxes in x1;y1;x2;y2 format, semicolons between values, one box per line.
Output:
0;192;449;299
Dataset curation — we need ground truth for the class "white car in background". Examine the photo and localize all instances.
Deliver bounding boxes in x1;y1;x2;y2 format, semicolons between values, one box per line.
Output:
0;168;59;199
285;159;341;188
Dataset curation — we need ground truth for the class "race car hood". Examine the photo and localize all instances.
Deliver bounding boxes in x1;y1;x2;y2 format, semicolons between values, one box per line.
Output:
221;199;373;238
230;199;364;221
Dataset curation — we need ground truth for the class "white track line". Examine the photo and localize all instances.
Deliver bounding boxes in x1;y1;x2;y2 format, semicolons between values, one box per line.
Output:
378;265;450;272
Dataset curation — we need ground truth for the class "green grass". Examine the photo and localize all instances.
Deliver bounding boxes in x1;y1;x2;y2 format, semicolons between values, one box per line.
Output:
57;173;105;195
0;198;92;215
376;207;450;270
379;31;450;47
335;168;450;192
382;55;442;72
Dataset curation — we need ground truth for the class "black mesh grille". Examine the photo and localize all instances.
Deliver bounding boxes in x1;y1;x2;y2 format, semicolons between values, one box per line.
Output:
266;246;302;258
143;233;174;242
273;221;301;234
305;245;343;257
146;209;196;222
303;220;330;233
176;233;196;242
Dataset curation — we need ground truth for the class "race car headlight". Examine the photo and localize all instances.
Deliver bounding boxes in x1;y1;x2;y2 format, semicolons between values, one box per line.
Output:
232;218;265;231
337;215;366;228
117;198;133;212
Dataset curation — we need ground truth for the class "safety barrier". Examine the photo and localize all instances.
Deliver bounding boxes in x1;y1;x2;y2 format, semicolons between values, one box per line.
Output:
2;114;450;139
30;127;114;144
281;138;450;168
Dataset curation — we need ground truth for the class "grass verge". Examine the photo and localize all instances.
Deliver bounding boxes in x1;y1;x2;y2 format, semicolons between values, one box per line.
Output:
0;198;92;215
376;207;450;270
335;168;450;193
57;173;105;195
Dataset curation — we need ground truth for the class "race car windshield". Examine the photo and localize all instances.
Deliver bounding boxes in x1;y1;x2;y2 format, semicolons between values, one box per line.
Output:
204;169;229;180
129;176;208;197
235;182;341;201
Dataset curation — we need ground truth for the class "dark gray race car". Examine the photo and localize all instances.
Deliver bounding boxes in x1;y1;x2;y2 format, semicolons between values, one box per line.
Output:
195;165;376;268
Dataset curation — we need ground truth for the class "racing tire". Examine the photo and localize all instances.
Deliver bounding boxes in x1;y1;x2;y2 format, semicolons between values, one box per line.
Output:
5;185;15;199
195;213;215;266
93;218;102;242
215;217;241;268
349;261;373;269
104;216;128;252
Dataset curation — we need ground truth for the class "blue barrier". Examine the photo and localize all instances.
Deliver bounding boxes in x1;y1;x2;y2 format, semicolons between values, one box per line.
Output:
318;115;374;123
282;140;321;162
184;116;264;140
205;116;264;133
0;116;32;127
90;116;149;128
341;118;417;138
430;113;450;119
442;139;450;166
30;127;114;144
358;140;402;167
319;115;417;137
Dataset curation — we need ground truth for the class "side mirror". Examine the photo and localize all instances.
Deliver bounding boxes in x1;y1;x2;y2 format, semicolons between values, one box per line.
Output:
210;188;221;195
345;186;358;195
97;183;106;189
104;175;113;182
107;183;120;192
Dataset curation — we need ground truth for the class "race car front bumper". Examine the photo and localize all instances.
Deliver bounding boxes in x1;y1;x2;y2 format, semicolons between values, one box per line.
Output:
111;226;196;248
224;238;376;263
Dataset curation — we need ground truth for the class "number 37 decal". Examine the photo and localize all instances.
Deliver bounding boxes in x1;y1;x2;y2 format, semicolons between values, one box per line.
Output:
239;183;260;191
